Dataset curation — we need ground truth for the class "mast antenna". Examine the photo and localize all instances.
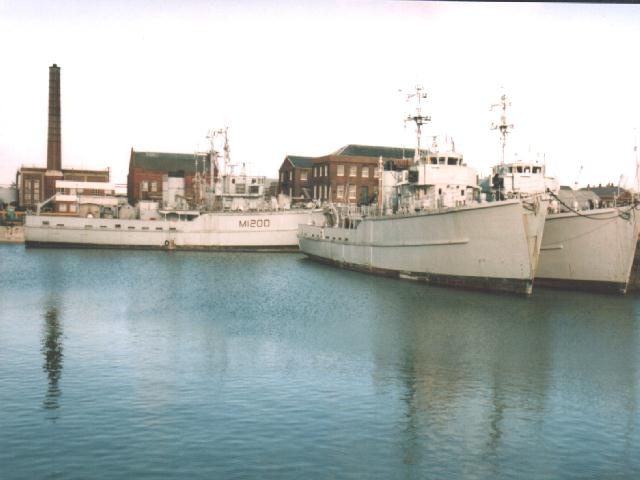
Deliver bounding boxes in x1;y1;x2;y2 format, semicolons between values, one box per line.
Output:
403;85;431;162
490;92;514;164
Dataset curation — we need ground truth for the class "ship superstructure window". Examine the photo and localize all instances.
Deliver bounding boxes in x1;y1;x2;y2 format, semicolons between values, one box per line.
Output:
349;166;357;177
448;158;457;165
337;165;345;177
337;185;344;199
362;167;369;178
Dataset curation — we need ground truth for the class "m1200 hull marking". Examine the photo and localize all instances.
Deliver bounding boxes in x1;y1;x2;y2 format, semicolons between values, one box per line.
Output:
239;219;271;228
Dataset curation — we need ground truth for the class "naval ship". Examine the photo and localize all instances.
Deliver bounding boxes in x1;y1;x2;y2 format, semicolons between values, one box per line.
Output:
298;87;549;295
25;129;323;251
486;93;640;294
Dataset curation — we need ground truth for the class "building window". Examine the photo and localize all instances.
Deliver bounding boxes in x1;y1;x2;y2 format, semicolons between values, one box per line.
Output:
313;185;317;199
300;171;308;182
324;165;328;176
141;181;149;192
337;165;345;177
337;185;344;199
58;204;67;212
151;181;157;192
348;185;357;200
69;204;77;212
374;168;380;178
362;167;369;178
289;171;293;181
349;166;357;177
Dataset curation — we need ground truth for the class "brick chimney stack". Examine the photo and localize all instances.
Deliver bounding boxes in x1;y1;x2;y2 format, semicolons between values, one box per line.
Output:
47;64;61;172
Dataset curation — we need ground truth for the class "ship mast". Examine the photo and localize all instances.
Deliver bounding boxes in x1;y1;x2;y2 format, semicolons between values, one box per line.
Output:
490;93;514;165
405;85;431;163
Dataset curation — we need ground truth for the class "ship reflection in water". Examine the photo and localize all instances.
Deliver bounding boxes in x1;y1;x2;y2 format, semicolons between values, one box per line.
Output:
41;303;63;418
0;246;639;479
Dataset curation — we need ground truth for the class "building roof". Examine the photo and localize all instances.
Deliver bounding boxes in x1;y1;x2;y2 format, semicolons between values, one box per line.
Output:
130;151;208;174
332;144;415;160
582;185;629;198
285;155;314;168
557;188;601;208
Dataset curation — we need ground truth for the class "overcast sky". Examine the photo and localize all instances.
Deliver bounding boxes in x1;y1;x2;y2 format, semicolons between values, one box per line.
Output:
1;1;640;189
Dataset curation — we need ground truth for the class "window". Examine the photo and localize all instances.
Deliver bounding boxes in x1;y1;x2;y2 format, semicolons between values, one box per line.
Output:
348;185;357;200
313;185;317;199
300;171;308;182
69;204;77;213
337;165;345;177
324;165;328;176
141;181;149;192
336;185;344;199
151;181;157;192
362;167;369;178
374;168;380;178
58;204;67;212
349;166;357;177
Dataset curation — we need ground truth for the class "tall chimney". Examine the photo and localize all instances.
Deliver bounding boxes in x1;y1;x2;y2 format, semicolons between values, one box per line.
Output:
47;64;61;172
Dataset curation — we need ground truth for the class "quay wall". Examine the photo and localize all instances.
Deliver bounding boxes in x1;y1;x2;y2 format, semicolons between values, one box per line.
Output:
0;226;24;243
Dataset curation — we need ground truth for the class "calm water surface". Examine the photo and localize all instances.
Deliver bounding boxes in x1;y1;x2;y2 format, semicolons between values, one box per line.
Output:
1;244;639;479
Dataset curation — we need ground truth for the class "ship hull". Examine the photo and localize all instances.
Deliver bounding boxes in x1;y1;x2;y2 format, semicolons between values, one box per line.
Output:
298;199;548;295
536;207;640;294
24;210;323;251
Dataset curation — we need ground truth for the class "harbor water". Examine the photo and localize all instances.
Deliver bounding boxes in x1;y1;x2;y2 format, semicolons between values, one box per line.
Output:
1;244;639;479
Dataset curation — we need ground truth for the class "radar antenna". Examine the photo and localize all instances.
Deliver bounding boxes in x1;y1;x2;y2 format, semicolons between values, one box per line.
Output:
490;93;514;164
403;85;431;163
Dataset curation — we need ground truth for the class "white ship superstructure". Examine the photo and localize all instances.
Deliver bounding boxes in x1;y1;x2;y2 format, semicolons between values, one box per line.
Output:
25;129;323;251
298;87;548;295
486;93;640;293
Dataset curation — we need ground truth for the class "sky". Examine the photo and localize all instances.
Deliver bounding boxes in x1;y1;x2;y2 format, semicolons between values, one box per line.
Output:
1;1;640;190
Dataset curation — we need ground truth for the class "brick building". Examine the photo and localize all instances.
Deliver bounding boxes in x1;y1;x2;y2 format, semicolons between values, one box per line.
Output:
17;64;110;210
17;167;110;210
127;149;212;206
278;155;314;199
278;144;413;205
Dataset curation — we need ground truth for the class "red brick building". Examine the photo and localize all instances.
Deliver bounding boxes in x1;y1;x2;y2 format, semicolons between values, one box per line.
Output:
278;145;413;205
278;155;314;200
127;149;213;206
17;64;110;210
17;166;110;210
